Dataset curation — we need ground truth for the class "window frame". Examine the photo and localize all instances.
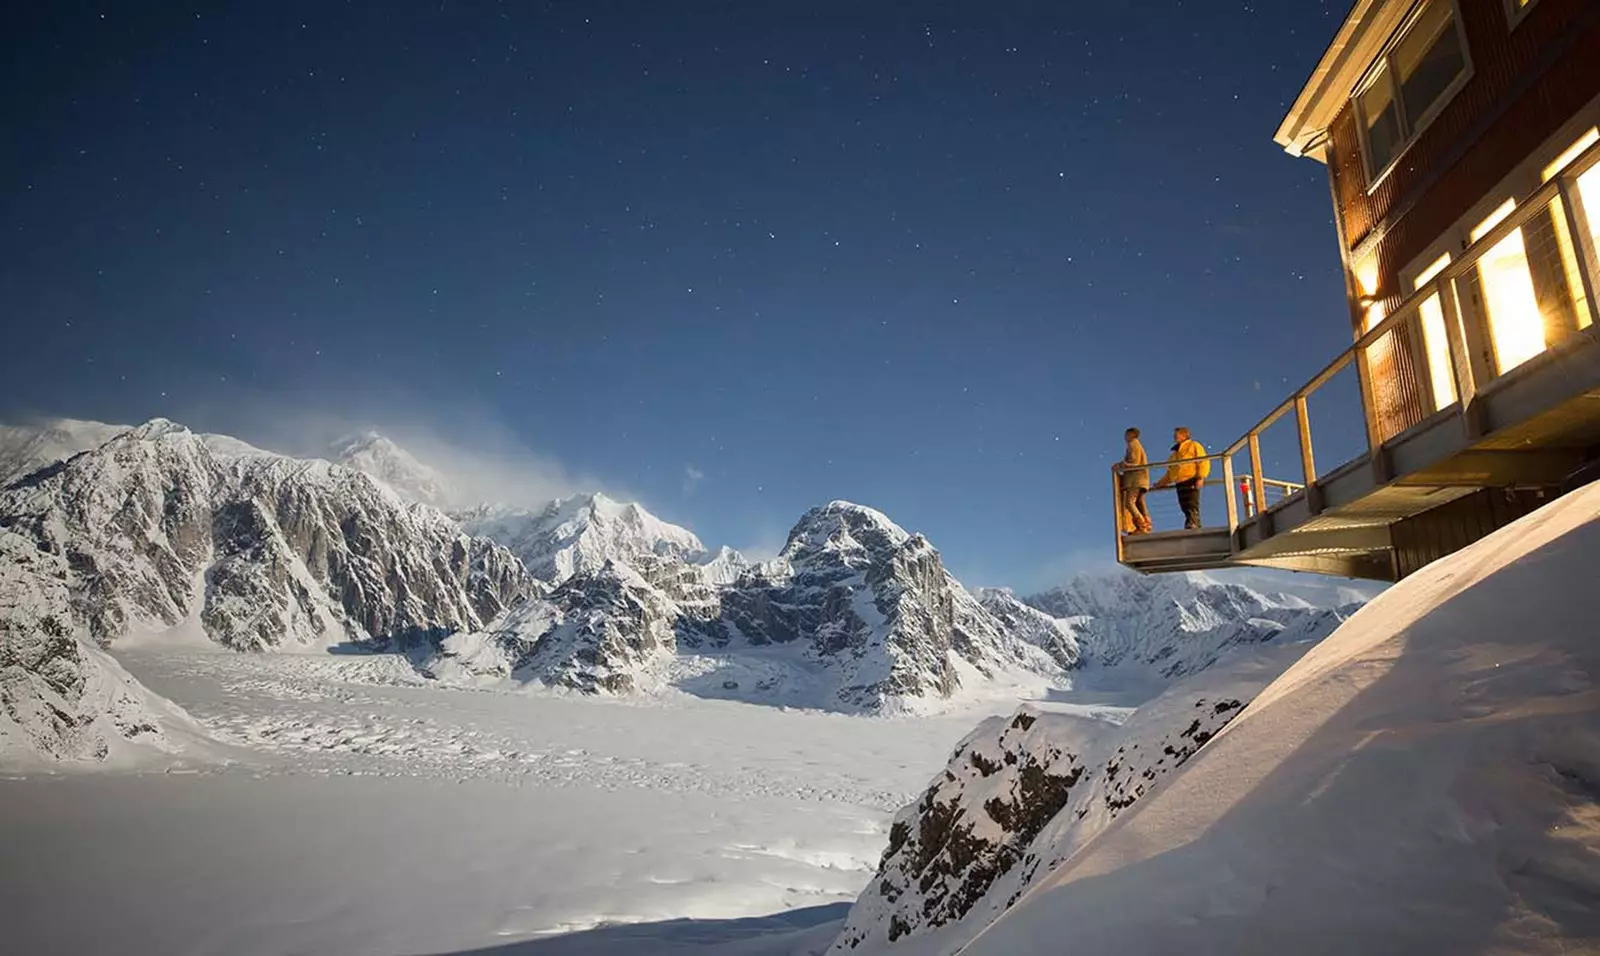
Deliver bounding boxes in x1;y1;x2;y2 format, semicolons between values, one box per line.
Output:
1353;0;1474;191
1505;0;1540;30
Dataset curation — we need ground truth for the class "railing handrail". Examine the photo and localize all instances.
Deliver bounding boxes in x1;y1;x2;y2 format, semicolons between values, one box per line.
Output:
1112;450;1230;474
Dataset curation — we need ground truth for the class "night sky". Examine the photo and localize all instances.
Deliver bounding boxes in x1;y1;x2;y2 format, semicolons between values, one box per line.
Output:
4;1;1360;588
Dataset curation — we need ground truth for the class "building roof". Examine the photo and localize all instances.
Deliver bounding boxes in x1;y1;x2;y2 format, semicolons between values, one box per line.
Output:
1275;0;1415;162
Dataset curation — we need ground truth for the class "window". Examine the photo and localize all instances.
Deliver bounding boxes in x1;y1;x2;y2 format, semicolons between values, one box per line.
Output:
1355;1;1470;179
1410;253;1458;410
1543;128;1600;332
1471;201;1547;373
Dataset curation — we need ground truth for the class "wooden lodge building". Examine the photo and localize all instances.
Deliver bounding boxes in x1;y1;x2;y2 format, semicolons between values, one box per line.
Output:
1118;0;1600;581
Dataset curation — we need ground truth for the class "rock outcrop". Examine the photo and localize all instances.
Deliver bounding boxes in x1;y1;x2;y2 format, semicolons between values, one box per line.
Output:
0;530;202;764
828;643;1306;953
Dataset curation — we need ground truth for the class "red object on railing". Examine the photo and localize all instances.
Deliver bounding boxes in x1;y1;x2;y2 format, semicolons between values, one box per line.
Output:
1240;476;1256;519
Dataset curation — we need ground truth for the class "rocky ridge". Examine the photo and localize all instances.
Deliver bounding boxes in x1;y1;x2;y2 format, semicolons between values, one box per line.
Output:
828;642;1312;953
0;420;532;653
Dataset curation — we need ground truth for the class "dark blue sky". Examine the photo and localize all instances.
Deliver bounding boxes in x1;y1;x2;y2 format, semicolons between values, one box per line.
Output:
3;1;1361;587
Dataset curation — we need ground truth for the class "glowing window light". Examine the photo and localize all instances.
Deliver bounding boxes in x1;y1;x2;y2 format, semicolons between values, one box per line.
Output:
1472;201;1546;374
1411;253;1457;410
1541;128;1599;183
1352;249;1381;298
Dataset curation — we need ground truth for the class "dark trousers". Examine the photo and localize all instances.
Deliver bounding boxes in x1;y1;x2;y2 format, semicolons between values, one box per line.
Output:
1176;480;1202;529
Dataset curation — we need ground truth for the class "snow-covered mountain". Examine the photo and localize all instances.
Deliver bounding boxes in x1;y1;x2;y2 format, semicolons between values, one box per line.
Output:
430;559;681;694
975;588;1081;671
432;501;1074;713
328;431;457;511
702;502;1069;711
456;492;707;584
1024;569;1356;682
0;419;531;652
0;415;1370;743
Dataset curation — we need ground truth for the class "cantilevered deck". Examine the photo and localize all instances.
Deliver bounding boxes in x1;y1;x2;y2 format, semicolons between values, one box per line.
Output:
1116;140;1600;581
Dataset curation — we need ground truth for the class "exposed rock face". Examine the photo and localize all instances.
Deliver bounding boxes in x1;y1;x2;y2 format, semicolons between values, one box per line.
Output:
456;492;706;584
705;502;1066;710
0;420;533;652
831;708;1092;952
1026;570;1354;679
456;560;680;694
976;588;1081;671
829;644;1311;953
0;531;200;764
436;501;1070;712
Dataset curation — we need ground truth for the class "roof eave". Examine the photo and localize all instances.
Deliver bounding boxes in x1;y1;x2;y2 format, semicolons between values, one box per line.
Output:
1274;0;1407;163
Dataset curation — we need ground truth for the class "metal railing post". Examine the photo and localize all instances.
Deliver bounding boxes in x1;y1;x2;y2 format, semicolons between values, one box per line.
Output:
1558;175;1600;327
1354;341;1384;452
1112;466;1124;563
1294;394;1316;485
1222;454;1238;534
1247;433;1267;517
1438;278;1476;406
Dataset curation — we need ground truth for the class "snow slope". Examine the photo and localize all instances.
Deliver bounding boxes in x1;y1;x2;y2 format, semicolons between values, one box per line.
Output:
956;482;1600;956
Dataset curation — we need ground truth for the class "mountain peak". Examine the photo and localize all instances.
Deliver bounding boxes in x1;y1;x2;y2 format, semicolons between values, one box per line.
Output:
782;500;912;566
126;418;191;441
327;432;454;510
460;492;704;585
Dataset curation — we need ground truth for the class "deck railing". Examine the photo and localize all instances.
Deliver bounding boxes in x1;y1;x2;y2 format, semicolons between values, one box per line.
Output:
1114;134;1600;556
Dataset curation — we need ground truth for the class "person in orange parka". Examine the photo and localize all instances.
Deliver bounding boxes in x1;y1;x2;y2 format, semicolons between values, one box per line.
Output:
1119;427;1152;534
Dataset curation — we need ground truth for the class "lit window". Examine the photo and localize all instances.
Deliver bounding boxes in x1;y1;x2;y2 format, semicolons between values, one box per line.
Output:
1540;130;1600;333
1411;253;1457;410
1355;2;1469;179
1576;164;1600;330
1471;202;1546;374
1541;128;1599;183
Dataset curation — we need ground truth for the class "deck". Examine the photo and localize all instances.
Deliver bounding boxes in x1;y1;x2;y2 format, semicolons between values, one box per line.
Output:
1117;139;1600;581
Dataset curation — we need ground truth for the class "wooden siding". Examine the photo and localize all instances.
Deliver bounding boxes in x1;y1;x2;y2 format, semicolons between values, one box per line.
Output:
1328;0;1600;322
1390;485;1555;578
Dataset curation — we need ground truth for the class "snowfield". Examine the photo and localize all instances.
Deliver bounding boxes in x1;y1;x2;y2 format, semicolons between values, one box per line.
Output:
0;645;1054;956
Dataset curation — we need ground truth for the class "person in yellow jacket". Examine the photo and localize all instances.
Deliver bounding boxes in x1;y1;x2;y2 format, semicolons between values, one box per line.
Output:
1153;426;1210;529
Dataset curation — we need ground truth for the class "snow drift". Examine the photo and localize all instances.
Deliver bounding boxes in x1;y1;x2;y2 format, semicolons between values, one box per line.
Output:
923;483;1600;955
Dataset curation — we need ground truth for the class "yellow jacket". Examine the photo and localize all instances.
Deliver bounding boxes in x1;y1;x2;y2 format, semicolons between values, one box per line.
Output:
1160;438;1210;486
